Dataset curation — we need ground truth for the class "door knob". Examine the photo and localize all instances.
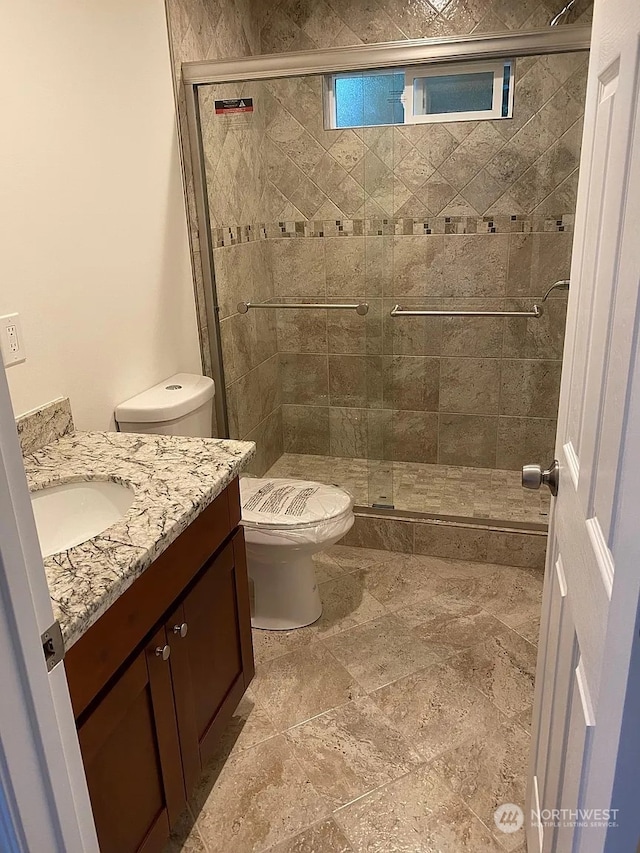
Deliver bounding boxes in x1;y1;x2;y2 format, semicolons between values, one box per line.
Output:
155;644;171;661
522;460;559;496
173;622;188;638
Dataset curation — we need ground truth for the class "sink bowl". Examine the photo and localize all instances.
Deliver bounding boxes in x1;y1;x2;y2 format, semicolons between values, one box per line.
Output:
30;481;135;558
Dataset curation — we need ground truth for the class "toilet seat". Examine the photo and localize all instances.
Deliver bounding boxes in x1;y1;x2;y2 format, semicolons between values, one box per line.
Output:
240;477;353;531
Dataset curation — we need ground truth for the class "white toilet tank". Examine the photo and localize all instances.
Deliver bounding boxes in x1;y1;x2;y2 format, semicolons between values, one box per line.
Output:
115;373;215;438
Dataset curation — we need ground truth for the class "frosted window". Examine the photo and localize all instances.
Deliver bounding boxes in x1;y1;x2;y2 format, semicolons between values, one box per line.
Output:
334;72;405;128
414;71;494;115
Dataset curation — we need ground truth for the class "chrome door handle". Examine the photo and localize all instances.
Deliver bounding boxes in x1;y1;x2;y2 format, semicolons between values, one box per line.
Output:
522;460;559;496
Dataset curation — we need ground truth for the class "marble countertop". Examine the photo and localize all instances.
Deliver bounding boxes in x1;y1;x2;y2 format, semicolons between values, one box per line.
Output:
23;431;255;649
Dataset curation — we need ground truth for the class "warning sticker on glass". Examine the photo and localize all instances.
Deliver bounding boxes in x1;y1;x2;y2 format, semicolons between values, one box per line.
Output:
215;98;254;115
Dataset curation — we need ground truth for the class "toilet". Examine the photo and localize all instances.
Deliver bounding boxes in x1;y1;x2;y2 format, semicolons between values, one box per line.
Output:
115;373;354;631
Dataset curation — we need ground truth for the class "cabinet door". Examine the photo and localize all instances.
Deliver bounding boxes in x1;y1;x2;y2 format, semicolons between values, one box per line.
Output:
168;531;254;789
78;627;185;853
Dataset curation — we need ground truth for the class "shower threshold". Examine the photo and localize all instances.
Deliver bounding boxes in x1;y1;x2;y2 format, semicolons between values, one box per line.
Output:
264;453;550;529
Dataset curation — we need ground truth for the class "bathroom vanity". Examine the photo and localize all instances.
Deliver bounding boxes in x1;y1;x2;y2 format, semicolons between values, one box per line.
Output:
65;479;252;853
21;419;255;853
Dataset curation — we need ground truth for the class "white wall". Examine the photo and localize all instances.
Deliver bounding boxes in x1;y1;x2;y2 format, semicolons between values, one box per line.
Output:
0;0;201;429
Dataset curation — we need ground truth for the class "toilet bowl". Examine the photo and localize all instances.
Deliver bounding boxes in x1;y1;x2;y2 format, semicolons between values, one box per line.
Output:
115;374;355;631
240;477;354;630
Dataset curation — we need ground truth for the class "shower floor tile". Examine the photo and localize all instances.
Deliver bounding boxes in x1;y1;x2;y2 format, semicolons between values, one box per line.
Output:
168;547;538;853
264;452;550;525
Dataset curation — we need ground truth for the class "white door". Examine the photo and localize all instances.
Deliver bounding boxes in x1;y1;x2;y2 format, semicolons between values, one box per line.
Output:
527;0;640;850
0;361;98;851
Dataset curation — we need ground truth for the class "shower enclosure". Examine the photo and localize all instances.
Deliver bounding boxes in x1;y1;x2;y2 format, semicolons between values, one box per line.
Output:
182;25;590;530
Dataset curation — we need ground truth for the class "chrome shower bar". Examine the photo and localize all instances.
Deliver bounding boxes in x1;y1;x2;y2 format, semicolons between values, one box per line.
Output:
237;301;369;315
390;280;570;319
390;305;542;318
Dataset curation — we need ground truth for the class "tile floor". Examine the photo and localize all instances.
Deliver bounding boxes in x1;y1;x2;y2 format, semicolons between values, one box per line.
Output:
167;545;542;853
265;453;550;525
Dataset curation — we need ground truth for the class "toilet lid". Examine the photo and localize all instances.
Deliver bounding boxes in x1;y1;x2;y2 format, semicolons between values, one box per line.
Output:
240;477;353;530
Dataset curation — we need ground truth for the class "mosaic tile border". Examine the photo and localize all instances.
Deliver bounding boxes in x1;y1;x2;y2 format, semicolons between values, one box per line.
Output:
212;214;575;248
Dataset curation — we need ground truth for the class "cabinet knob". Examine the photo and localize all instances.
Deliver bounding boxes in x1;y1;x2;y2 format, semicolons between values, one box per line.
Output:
155;644;171;661
173;622;188;638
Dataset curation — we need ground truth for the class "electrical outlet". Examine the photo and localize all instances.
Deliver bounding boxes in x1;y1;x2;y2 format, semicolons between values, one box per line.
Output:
0;314;26;366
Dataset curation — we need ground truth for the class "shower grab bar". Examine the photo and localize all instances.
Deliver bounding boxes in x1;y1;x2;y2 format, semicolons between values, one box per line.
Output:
237;301;369;315
390;279;570;319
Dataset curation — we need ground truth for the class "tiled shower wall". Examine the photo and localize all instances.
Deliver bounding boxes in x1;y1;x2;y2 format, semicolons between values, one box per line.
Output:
164;0;591;479
213;222;571;473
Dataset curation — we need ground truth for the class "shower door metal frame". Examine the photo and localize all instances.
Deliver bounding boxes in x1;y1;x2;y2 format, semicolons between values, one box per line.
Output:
182;26;592;439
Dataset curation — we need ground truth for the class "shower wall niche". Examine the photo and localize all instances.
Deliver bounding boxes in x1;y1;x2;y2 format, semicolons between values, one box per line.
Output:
197;42;588;524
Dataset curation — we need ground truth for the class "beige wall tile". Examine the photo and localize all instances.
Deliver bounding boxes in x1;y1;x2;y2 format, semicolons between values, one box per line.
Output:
325;237;365;297
441;301;504;357
442;235;509;298
280;352;328;405
487;531;547;568
282;404;330;454
270;239;326;297
244;407;284;476
504;297;568;359
392;235;445;298
329;355;383;408
327;299;383;355
341;515;414;552
496;416;556;471
383;298;443;356
506;231;572;298
414;522;491;561
440;357;501;414
389;410;439;463
500;359;562;417
329;407;369;457
439;413;498;467
383;355;439;411
277;306;328;353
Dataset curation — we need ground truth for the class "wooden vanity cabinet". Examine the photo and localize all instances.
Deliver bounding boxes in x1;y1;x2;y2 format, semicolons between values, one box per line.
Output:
77;626;185;853
66;479;254;853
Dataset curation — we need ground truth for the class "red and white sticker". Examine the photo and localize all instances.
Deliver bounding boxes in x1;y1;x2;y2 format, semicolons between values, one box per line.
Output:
215;98;254;115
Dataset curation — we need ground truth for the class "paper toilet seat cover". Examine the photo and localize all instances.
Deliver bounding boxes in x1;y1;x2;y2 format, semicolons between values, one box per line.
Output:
240;477;354;530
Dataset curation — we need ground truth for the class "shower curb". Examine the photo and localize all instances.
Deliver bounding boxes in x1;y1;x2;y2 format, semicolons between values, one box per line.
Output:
341;509;547;570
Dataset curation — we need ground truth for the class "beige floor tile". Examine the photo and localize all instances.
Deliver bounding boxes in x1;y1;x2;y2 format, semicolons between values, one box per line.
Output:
312;550;349;583
431;719;530;852
326;544;393;570
251;644;364;730
252;572;387;664
512;614;541;645
370;660;504;762
397;592;510;659
163;808;206;853
458;564;544;628
358;554;448;611
285;696;422;808
265;818;353;853
323;613;441;691
512;706;533;734
446;627;537;717
213;692;277;759
334;763;505;852
312;573;388;640
252;625;316;666
192;736;328;853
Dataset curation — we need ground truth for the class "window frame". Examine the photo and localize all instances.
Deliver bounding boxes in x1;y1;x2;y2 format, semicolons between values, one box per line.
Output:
405;59;513;124
324;59;514;130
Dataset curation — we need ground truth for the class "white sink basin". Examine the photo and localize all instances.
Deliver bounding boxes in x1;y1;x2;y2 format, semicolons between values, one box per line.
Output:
31;481;135;558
